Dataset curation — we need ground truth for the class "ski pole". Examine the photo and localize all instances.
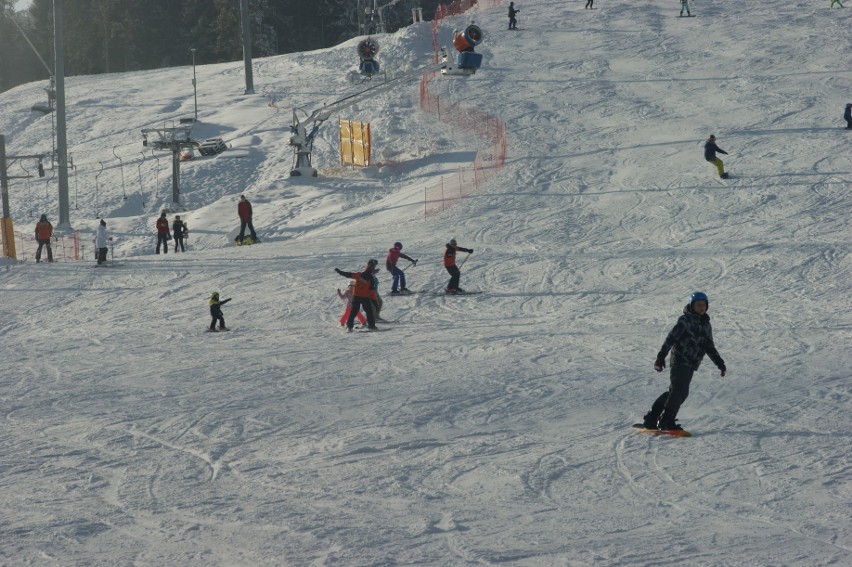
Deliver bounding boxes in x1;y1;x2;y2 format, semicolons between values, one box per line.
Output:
400;260;417;272
457;252;471;270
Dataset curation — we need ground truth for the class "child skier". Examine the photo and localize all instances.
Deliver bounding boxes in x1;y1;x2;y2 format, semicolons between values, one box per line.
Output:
208;291;232;331
334;260;379;331
640;292;727;431
444;238;474;294
679;0;691;16
386;241;417;294
337;282;367;327
704;134;729;179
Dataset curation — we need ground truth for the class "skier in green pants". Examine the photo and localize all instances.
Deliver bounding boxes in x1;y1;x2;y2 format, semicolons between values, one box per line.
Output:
830;0;844;8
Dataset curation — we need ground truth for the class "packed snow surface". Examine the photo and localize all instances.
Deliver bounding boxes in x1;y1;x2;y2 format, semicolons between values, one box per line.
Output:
1;0;850;564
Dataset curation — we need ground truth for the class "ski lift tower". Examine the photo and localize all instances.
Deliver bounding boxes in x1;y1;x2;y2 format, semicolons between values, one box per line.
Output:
141;125;195;207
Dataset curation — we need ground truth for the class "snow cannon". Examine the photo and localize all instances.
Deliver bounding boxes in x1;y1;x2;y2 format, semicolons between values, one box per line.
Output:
446;25;483;74
357;38;381;76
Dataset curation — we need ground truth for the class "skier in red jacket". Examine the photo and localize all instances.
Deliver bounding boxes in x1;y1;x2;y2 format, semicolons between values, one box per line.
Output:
155;212;170;254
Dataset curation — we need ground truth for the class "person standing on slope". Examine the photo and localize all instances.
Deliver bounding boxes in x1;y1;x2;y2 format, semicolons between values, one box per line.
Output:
156;211;170;254
34;214;54;263
641;292;727;431
237;195;260;245
172;215;187;253
95;219;110;265
508;2;519;29
386;241;417;294
704;134;729;179
444;238;473;294
680;0;691;16
844;103;852;129
334;259;379;331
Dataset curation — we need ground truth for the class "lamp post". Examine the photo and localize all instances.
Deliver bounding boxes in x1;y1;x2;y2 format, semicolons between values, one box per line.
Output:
190;48;198;121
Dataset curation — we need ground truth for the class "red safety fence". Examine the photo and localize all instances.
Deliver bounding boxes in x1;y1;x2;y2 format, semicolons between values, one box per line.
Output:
8;230;81;262
421;0;506;217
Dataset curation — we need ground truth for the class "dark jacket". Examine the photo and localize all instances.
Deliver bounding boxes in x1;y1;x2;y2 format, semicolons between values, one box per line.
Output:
156;216;170;235
509;4;518;17
209;297;231;317
238;200;253;221
657;304;725;371
172;220;186;237
704;141;728;162
845;104;852;121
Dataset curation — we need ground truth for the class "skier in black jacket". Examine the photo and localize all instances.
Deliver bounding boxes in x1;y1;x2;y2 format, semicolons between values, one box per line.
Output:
508;2;519;29
641;291;727;431
704;134;729;179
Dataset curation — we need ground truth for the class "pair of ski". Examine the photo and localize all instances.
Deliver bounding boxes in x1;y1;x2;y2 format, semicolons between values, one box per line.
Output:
632;424;692;438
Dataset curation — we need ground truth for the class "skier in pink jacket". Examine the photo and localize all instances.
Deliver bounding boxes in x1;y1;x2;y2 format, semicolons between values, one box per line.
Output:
386;241;417;294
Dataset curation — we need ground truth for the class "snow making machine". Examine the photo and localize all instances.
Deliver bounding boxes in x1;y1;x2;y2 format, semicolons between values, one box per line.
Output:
441;24;484;76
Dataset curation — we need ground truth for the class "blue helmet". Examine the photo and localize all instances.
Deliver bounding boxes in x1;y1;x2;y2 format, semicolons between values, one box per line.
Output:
690;291;709;304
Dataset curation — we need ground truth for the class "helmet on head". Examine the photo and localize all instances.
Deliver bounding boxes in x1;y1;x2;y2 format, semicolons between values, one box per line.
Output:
211;291;219;299
450;238;457;246
394;241;403;250
690;291;709;304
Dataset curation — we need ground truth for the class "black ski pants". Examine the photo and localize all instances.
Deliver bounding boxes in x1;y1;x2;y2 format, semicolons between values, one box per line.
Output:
156;234;169;254
446;265;461;291
238;219;257;242
36;239;53;262
347;296;375;329
97;247;108;264
174;235;185;252
648;364;694;425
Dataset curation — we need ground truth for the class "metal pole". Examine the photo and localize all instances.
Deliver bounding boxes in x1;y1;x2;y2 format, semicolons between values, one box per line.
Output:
172;149;180;204
0;135;9;220
0;135;13;258
54;0;71;229
239;0;254;94
190;48;198;121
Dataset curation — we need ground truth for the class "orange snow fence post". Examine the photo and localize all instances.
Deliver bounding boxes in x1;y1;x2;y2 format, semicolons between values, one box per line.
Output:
1;217;16;259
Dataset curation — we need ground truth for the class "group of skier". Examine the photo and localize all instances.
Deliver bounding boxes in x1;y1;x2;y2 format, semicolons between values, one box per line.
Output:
332;239;473;332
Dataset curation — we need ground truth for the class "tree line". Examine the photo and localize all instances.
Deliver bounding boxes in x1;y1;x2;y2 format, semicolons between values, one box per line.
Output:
1;0;442;95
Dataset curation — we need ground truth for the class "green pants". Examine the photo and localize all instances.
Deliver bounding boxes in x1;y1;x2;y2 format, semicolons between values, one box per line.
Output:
831;0;844;7
710;157;725;176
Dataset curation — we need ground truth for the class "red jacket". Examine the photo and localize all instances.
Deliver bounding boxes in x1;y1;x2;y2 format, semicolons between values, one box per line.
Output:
35;220;53;240
238;200;253;221
156;217;170;234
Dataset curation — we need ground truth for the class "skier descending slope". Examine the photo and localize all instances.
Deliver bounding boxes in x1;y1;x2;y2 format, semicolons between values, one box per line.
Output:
639;292;728;432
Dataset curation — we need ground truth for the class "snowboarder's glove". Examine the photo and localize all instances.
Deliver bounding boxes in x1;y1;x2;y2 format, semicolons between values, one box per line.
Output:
654;356;666;372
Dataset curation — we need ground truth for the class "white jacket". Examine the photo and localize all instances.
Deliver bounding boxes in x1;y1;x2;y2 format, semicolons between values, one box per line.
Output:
96;225;108;248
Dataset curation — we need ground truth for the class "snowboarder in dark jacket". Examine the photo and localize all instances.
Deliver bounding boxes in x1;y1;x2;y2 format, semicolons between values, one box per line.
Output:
209;291;231;331
704;134;729;179
641;291;727;430
844;103;852;129
508;2;519;29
